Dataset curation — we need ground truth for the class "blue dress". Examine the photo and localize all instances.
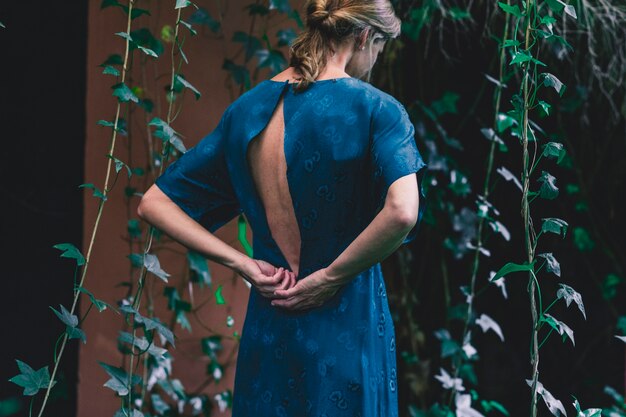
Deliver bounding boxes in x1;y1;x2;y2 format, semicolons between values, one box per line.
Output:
155;77;428;417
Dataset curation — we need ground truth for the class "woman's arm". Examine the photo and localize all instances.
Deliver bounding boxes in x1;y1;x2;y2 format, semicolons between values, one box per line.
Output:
324;172;419;284
271;173;419;310
137;184;296;296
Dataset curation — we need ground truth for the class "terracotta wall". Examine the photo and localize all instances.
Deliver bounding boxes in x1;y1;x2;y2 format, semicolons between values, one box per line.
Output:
80;1;292;415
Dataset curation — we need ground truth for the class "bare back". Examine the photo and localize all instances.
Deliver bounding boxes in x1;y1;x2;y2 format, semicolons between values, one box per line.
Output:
246;94;302;277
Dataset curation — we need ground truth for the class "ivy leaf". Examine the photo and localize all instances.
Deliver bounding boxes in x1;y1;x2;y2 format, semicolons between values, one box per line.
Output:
540;73;566;96
134;315;175;347
510;50;532;66
188;7;220;32
542;142;565;162
526;379;567;417
53;243;86;266
431;91;460;116
148;117;175;140
127;219;142;239
174;74;201;99
448;7;470;20
129;28;164;57
434;368;465;391
118;331;168;360
255;49;287;76
238;215;254;258
111;82;139;103
538;253;561;277
496;113;517;132
50;304;78;328
102;65;120;76
175;0;192;9
537;171;559;200
179;19;197;36
572;397;602;416
269;0;292;13
9;360;54;396
541;218;568;238
187;251;211;285
105;154;132;178
542;313;575;346
490;261;535;282
208;360;225;382
99;54;124;67
546;0;577;19
488;219;511;241
114;409;144;417
498;2;523;17
484;73;508;88
201;335;224;361
215;284;226;305
124;7;150;20
496;166;523;192
233;31;263;62
98;361;142;396
538;100;551;116
556;283;586;319
97;118;127;135
475;313;505;341
79;183;107;201
480;128;508;152
277;28;297;46
137;45;158;58
66;326;87;343
50;305;87;343
143;254;171;282
455;393;483;417
573;227;595;251
602;273;623;300
148;117;186;153
75;286;115;313
151;393;171;414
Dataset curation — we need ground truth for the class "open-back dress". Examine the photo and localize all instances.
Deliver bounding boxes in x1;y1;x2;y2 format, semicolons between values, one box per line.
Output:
155;77;428;417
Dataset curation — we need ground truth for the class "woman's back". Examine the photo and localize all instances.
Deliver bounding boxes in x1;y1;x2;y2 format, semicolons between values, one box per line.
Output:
221;77;426;280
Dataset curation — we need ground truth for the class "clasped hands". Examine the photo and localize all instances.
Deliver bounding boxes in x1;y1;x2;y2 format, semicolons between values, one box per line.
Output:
236;258;344;311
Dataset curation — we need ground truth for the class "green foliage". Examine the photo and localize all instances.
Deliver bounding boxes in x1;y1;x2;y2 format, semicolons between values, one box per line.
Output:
9;360;54;396
215;284;226;305
187;251;211;285
573;226;595;251
98;361;142;396
490;261;535;282
53;243;85;266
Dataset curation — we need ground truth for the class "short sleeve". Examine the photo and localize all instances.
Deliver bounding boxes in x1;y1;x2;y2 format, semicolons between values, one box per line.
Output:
154;108;242;233
369;96;428;244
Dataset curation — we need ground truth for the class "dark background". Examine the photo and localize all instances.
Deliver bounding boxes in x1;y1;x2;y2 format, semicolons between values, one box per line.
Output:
0;1;87;416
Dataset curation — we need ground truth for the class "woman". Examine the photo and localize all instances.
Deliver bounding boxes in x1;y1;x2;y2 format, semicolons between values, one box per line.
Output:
137;0;427;415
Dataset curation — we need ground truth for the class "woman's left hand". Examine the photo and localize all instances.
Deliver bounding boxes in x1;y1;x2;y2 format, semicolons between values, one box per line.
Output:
270;268;345;311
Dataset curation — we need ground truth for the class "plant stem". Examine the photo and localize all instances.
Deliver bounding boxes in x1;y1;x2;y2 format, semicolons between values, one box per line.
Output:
125;5;184;413
446;1;511;408
520;1;539;416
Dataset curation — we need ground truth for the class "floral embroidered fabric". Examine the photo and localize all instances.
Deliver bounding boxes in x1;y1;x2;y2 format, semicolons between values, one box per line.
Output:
155;77;427;416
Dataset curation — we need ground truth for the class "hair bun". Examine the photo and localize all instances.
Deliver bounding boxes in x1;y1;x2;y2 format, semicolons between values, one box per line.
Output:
306;1;336;29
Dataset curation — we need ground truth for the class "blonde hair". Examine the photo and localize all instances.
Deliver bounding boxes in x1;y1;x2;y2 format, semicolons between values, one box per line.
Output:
288;0;401;93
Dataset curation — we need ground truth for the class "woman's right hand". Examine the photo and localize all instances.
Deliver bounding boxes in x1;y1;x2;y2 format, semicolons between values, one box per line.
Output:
236;258;297;300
